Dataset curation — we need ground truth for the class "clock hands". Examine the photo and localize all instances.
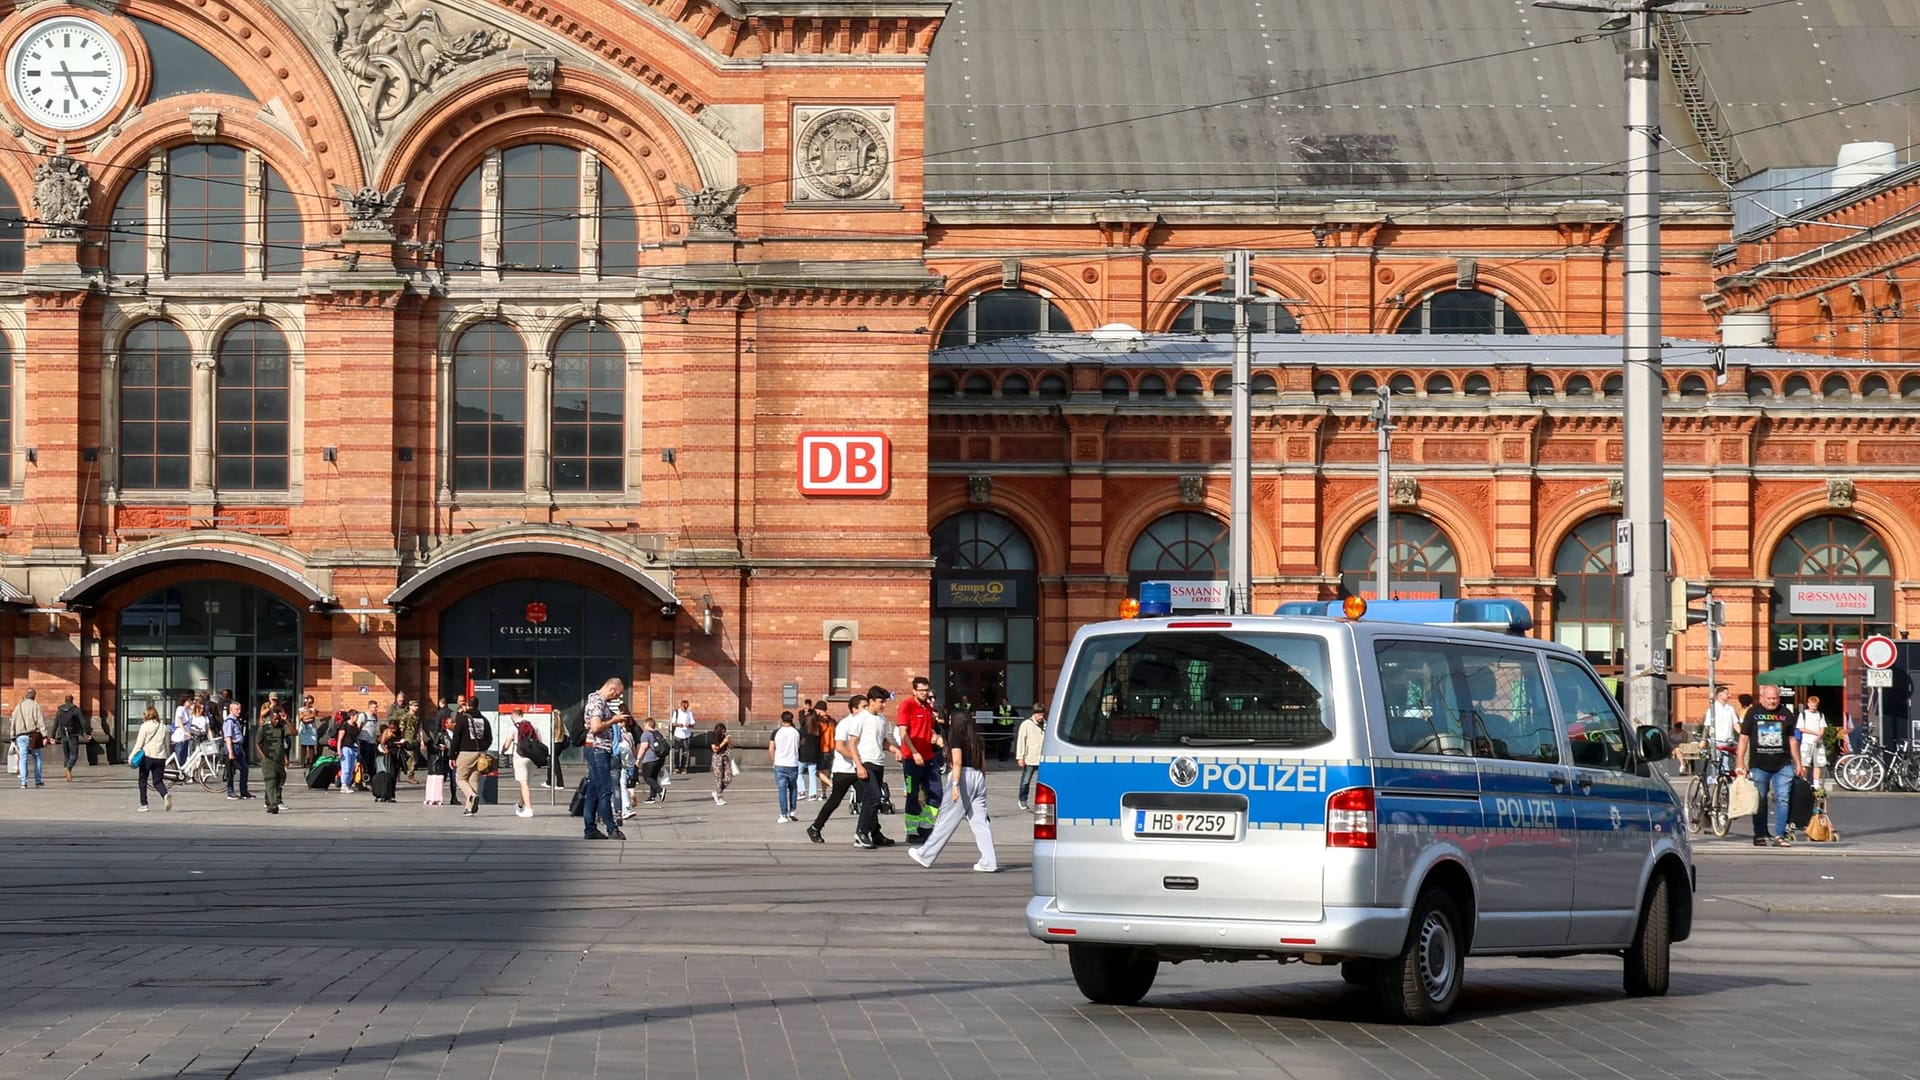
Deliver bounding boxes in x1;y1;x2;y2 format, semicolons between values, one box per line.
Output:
52;61;110;100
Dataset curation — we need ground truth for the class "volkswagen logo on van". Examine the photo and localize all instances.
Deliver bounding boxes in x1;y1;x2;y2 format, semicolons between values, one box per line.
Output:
1169;756;1200;788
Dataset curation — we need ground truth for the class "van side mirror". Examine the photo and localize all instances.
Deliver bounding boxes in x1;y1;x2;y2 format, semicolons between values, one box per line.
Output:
1639;725;1673;763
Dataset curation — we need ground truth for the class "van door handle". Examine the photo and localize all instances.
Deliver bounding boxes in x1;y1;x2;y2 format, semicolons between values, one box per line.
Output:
1575;775;1594;792
1547;772;1567;787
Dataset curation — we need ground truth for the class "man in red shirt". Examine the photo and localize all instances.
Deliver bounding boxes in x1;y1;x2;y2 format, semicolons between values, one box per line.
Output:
898;676;942;841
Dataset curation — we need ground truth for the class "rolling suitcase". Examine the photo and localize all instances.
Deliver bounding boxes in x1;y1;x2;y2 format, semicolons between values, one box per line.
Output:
1789;775;1816;829
423;775;447;805
306;758;340;790
370;765;398;802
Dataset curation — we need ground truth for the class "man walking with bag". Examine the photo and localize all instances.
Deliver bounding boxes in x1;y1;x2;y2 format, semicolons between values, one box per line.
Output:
451;700;492;816
1737;683;1802;848
10;690;47;788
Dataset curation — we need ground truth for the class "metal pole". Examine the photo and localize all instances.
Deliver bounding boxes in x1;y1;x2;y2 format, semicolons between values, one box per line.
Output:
1374;388;1392;601
1229;249;1253;615
1622;10;1669;730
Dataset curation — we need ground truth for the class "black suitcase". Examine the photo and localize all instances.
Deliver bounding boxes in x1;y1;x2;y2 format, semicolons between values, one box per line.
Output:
1789;775;1816;829
306;760;340;790
568;777;588;817
370;767;397;801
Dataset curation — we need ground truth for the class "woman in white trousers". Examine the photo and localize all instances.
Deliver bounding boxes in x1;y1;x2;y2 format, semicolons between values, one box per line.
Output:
908;710;998;872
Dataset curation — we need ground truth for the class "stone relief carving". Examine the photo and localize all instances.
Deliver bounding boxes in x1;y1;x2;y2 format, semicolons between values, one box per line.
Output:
675;183;748;237
333;182;407;234
524;55;557;99
967;474;992;505
31;153;91;240
1390;474;1420;507
316;0;510;133
1607;477;1624;506
793;107;892;202
1827;478;1856;509
1179;474;1206;505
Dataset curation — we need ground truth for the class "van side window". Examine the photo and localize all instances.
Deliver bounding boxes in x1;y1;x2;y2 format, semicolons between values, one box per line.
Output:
1545;655;1631;772
1373;641;1471;756
1453;645;1558;765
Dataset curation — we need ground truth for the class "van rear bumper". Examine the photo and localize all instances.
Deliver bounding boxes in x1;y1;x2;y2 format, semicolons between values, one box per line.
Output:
1026;896;1409;958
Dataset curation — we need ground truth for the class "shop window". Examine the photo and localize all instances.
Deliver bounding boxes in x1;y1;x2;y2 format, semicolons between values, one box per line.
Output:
1167;288;1300;334
452;321;527;493
1339;512;1459;600
551;320;624;493
932;512;1039;715
936;288;1073;348
1769;515;1893;674
1396;289;1529;335
214;321;290;491
118;321;192;490
1552;514;1622;673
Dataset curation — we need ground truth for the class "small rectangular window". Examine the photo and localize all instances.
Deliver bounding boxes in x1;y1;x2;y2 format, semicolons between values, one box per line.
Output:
1057;631;1334;748
829;638;851;693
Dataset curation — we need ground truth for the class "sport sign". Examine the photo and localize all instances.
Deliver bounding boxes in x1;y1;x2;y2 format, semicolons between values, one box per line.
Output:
1860;634;1898;671
797;432;891;496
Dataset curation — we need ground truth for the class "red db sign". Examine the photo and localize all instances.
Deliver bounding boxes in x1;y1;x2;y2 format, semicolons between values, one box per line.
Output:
798;432;891;496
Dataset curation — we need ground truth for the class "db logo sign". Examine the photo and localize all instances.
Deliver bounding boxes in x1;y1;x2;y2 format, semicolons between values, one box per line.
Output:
525;602;548;625
798;432;891;496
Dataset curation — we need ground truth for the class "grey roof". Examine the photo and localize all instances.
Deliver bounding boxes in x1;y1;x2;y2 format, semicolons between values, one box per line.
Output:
924;1;1920;203
930;333;1870;371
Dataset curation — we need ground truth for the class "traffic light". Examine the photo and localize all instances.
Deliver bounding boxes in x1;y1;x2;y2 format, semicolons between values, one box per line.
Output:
1669;579;1712;628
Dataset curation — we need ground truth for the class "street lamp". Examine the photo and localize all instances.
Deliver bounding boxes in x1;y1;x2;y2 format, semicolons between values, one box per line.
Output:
1535;0;1747;730
1368;386;1395;602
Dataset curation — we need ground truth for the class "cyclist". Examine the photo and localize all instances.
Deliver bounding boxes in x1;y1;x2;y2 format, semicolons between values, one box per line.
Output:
1704;684;1739;781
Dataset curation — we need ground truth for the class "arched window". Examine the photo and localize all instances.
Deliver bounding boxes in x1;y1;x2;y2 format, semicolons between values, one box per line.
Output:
1565;374;1594;397
1602;374;1623;397
158;145;301;276
933;511;1041;713
1821;374;1852;399
440;145;633;276
962;373;993;397
1902;375;1920;399
107;171;149;278
1137;374;1167;397
928;373;955;396
1784;375;1813;398
1036;373;1068;398
551;320;624;493
1528;373;1555;397
1396;289;1529;335
1769;515;1894;673
1387;373;1416;395
1251;373;1279;396
1212;373;1232;396
1748;375;1774;400
1313;373;1340;397
1350;373;1378;395
118;321;192;490
1552;515;1622;673
214;321;289;491
1166;288;1300;333
452;321;526;493
0;181;23;275
1425;374;1454;396
1464;373;1492;396
1863;375;1890;398
1174;374;1202;397
936;288;1073;348
1339;512;1460;599
1003;373;1032;397
1127;512;1229;593
1101;374;1129;399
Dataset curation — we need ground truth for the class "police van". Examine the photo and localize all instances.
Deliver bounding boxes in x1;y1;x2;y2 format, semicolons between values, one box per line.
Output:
1027;598;1693;1023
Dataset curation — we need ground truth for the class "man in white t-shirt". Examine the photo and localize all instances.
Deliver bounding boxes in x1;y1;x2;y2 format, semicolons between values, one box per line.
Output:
1796;694;1828;786
806;695;865;844
770;710;803;823
1704;685;1740;778
669;700;696;773
850;687;901;849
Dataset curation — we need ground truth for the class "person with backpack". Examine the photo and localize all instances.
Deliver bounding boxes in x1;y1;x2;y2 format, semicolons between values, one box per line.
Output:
709;722;735;806
505;715;543;819
638;719;668;804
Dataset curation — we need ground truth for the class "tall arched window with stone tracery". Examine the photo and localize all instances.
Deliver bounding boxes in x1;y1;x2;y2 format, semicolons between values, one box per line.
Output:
438;143;638;278
104;146;305;279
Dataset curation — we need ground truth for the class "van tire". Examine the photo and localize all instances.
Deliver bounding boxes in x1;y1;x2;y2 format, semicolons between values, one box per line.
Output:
1374;888;1465;1024
1067;943;1158;1006
1340;960;1381;987
1623;874;1671;997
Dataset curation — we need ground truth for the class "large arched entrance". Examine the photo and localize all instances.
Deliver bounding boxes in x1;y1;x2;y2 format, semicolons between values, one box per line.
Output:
437;579;634;725
116;580;302;735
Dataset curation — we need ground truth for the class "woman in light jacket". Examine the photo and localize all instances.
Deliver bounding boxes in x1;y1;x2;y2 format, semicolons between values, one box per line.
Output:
132;707;173;812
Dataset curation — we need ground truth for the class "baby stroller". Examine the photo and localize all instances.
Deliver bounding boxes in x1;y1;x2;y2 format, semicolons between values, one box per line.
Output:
849;774;896;818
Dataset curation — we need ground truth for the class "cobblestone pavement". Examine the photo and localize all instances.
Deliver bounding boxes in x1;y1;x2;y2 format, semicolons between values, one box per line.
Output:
3;768;1919;1079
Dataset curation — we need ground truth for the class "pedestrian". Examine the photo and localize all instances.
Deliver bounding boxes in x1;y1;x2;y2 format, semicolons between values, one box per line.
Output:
770;710;801;823
335;710;361;793
222;701;253;800
505;715;537;818
54;694;84;781
256;698;292;814
131;706;172;812
807;695;866;844
371;720;402;803
798;706;823;801
296;696;319;768
355;700;380;790
908;709;998;872
1704;684;1739;781
1797;694;1828;788
851;687;901;849
10;689;47;788
423;714;452;806
638;718;667;804
451;699;492;816
1015;705;1046;810
670;699;696;772
390;693;418;782
1736;683;1802;848
897;677;941;843
170;697;193;766
610;716;636;821
709;722;734;805
580;677;627;840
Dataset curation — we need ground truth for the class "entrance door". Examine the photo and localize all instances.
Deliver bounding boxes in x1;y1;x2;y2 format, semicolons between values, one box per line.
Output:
117;581;302;745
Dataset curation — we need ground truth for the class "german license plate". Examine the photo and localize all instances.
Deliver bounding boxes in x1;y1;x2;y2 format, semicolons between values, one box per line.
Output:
1132;808;1240;839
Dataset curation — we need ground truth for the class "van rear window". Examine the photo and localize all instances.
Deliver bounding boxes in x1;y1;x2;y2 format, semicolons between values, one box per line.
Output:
1056;632;1334;748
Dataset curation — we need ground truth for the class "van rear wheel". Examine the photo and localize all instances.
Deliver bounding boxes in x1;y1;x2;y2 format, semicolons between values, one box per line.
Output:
1374;888;1465;1024
1067;943;1158;1006
1623;874;1672;997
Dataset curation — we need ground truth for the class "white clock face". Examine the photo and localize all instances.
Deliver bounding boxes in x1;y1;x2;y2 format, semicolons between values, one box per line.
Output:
7;16;127;131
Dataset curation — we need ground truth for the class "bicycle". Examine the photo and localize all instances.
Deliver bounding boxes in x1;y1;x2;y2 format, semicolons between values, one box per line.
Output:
1832;737;1920;793
164;738;226;793
1684;759;1733;837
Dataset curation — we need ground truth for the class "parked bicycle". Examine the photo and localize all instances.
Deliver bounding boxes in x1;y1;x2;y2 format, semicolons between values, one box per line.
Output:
1684;762;1734;837
1832;736;1920;793
164;738;226;793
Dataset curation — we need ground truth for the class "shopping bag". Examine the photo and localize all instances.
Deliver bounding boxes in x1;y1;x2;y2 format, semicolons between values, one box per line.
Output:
1728;776;1760;818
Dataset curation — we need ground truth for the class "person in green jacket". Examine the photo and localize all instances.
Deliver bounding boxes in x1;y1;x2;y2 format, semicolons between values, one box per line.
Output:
256;697;292;815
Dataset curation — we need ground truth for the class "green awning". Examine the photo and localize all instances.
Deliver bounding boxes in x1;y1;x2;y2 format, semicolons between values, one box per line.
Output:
1756;653;1845;686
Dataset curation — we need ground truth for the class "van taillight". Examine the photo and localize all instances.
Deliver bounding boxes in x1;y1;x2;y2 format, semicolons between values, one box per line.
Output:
1326;787;1376;849
1034;783;1057;841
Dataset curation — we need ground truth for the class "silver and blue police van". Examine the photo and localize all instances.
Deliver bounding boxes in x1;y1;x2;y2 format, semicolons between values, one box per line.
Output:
1027;598;1693;1024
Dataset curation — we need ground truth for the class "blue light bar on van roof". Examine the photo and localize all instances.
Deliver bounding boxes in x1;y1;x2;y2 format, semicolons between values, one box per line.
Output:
1273;598;1534;635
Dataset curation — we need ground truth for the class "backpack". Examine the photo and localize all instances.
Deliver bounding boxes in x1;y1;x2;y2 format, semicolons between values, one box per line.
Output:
515;720;550;768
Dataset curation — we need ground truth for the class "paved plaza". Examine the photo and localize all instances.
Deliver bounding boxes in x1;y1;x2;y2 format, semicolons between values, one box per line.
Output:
4;764;1920;1079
